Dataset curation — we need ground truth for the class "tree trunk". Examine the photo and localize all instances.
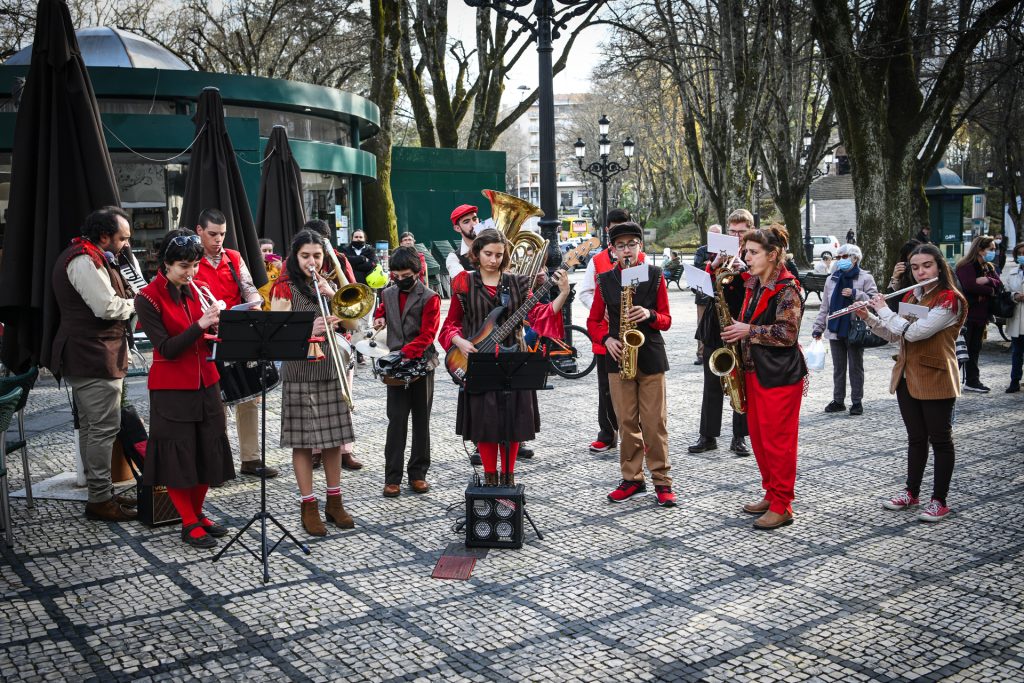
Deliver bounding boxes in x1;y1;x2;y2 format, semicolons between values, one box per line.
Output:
363;0;401;246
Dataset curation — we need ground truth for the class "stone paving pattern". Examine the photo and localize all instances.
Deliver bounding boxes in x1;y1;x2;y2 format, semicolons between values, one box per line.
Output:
1;273;1022;682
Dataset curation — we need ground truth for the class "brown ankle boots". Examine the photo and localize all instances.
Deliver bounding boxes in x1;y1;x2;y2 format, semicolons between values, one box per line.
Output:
300;500;326;536
324;494;355;529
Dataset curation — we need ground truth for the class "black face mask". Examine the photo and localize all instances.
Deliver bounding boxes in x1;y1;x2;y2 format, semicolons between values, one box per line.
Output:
395;276;416;292
351;240;365;248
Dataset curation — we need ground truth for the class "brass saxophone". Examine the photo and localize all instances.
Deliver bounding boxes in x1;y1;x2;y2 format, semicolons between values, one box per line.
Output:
707;267;746;413
619;257;646;380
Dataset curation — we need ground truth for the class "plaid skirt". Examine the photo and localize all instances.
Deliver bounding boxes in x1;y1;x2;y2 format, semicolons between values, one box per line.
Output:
280;380;355;449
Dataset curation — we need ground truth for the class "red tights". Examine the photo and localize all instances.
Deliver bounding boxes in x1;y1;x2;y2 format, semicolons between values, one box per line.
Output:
166;484;211;538
477;442;520;475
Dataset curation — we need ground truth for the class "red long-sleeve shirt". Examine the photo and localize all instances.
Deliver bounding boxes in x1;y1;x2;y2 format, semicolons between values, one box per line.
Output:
586;266;672;344
372;291;440;359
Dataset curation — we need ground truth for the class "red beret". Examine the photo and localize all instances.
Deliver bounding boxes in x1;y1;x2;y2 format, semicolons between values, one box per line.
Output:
450;204;478;225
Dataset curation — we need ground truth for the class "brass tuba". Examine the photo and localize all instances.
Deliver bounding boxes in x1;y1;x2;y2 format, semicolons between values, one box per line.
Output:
707;267;746;414
481;189;548;281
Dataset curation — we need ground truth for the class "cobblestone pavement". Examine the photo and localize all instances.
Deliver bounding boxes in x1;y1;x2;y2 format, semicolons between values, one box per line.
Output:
2;275;1022;682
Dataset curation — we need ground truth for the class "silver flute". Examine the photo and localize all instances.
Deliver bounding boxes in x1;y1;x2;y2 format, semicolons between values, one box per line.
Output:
825;277;939;320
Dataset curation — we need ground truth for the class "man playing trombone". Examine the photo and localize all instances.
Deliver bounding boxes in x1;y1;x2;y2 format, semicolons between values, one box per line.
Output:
194;208;278;479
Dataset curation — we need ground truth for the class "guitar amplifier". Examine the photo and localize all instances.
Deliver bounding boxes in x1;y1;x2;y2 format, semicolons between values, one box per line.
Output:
465;475;525;549
136;485;181;527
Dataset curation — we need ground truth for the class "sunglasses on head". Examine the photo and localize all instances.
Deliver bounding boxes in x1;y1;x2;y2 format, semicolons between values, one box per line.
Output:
169;234;201;247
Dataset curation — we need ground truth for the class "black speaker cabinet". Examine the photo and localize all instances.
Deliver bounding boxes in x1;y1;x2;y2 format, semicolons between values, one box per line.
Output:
465;475;525;549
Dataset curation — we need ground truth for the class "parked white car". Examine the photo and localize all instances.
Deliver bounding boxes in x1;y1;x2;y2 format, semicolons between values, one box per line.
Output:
811;235;841;259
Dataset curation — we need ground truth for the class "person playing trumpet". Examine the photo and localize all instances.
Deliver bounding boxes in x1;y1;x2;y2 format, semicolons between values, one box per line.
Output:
270;230;356;536
135;230;235;548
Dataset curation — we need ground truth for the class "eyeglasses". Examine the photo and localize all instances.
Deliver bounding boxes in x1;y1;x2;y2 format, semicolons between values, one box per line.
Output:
613;240;642;250
169;234;200;247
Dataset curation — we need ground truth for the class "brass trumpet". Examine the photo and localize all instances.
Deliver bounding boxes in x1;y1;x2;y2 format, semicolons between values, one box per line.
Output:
187;277;226;310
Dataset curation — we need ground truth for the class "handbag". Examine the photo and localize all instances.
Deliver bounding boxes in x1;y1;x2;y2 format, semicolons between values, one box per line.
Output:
847;317;888;348
991;286;1016;319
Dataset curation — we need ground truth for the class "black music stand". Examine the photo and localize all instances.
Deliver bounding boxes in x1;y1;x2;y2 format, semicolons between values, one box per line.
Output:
211;310;316;582
464;352;550;542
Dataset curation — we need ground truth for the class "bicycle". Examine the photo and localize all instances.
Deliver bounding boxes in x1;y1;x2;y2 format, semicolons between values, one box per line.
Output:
527;324;597;379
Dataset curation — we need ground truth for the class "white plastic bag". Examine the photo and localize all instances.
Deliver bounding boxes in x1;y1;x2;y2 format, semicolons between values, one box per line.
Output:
804;338;826;372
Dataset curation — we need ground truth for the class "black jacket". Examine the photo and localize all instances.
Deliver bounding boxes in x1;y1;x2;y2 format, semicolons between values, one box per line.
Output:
340;243;378;284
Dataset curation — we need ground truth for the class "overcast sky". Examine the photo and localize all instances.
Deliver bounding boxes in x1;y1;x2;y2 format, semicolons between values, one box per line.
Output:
445;4;607;102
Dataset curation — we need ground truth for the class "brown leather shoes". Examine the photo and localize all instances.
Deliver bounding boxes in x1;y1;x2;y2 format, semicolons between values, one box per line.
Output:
113;493;138;508
742;498;771;515
342;453;363;470
753;509;794;530
84;499;137;522
300;500;326;536
409;480;430;494
324;494;355;529
383;484;401;498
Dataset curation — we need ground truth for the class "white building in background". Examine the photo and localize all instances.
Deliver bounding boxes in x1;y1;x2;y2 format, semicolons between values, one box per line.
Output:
508;94;591;214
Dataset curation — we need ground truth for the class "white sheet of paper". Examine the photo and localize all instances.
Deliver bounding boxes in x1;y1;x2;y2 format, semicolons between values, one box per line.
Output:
708;232;740;256
684;264;714;297
621;263;649;286
898;302;930;320
231;301;263;311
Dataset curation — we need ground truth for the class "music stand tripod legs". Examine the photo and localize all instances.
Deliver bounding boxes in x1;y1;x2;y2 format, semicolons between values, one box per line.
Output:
214;362;310;582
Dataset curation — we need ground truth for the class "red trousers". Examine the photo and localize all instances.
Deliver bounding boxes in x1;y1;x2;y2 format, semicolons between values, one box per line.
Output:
745;371;801;514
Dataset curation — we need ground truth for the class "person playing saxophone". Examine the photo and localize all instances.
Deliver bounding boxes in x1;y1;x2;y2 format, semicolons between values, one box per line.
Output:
586;222;675;507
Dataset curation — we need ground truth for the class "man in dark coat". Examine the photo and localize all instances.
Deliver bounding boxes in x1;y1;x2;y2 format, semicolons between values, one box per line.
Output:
340;229;379;285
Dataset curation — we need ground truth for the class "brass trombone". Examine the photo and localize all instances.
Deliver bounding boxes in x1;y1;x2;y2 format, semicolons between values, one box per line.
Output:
310;266;356;410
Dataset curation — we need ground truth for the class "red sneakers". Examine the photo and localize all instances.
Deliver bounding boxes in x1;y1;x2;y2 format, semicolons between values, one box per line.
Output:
918;498;951;522
655;485;677;507
590;440;614;453
607;480;646;502
882;490;920;511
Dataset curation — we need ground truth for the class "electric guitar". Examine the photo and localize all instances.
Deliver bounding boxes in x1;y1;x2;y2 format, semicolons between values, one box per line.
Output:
445;237;599;385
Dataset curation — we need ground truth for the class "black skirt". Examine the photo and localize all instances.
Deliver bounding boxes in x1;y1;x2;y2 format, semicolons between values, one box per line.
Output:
456;388;540;443
143;383;235;488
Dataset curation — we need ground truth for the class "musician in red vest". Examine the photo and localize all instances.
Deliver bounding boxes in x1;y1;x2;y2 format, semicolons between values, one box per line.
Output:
51;207;137;522
136;229;234;548
577;208;637;454
194;208;278;479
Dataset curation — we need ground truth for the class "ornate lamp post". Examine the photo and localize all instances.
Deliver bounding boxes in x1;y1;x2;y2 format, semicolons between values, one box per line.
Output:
465;0;605;267
753;170;763;228
574;115;634;248
801;131;835;262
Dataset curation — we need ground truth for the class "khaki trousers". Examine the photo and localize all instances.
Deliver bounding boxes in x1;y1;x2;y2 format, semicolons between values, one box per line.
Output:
234;397;261;462
66;376;123;503
608;370;671;486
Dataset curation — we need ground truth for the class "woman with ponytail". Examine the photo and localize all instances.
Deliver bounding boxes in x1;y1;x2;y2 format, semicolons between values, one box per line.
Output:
721;225;806;530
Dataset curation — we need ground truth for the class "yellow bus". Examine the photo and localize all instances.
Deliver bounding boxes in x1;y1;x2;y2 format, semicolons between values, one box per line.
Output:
560;217;591;241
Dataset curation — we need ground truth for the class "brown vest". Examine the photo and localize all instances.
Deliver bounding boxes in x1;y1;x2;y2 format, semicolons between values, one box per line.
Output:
50;243;130;379
279;282;338;383
382;281;439;367
460;272;529;347
890;290;967;399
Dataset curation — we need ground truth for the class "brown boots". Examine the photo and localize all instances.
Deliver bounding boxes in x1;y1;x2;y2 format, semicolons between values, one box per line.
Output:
84;499;137;522
301;500;326;536
482;472;515;487
324;494;355;529
301;496;356;536
484;472;499;486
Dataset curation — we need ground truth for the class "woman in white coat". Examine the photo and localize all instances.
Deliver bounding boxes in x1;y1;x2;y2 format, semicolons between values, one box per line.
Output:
1004;242;1024;393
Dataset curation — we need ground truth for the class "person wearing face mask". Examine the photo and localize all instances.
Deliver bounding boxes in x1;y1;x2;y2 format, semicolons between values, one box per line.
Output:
340;228;379;286
994;234;1007;272
955;235;1002;392
812;244;878;415
371;247;441;496
1002;242;1024;392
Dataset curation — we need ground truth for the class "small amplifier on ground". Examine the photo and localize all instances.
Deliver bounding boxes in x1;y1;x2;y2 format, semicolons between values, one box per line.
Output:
464;475;525;549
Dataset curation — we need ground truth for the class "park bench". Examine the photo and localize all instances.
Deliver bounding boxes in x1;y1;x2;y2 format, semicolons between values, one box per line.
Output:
799;272;828;303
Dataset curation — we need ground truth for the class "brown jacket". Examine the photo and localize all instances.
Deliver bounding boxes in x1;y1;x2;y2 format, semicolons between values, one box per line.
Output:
50;241;131;379
890;291;966;400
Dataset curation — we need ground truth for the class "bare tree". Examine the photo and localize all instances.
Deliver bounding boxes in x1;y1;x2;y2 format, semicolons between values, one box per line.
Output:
810;0;1023;270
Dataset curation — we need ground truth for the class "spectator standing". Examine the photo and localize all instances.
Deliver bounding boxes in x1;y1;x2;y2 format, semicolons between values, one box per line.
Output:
1003;242;1024;393
846;228;856;245
340;228;379;285
915;225;932;244
399;231;429;285
955;235;1001;393
812;244;879;416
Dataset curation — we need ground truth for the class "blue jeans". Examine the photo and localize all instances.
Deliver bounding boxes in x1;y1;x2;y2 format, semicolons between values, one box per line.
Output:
1011;336;1024;384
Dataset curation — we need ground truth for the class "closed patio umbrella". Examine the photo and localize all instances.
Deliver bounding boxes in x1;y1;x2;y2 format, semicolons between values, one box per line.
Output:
0;0;120;372
180;87;268;289
256;125;306;253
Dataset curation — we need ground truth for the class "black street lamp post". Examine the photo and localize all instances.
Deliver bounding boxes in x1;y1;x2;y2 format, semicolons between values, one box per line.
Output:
465;0;605;267
574;115;635;248
753;170;763;228
801;131;835;262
